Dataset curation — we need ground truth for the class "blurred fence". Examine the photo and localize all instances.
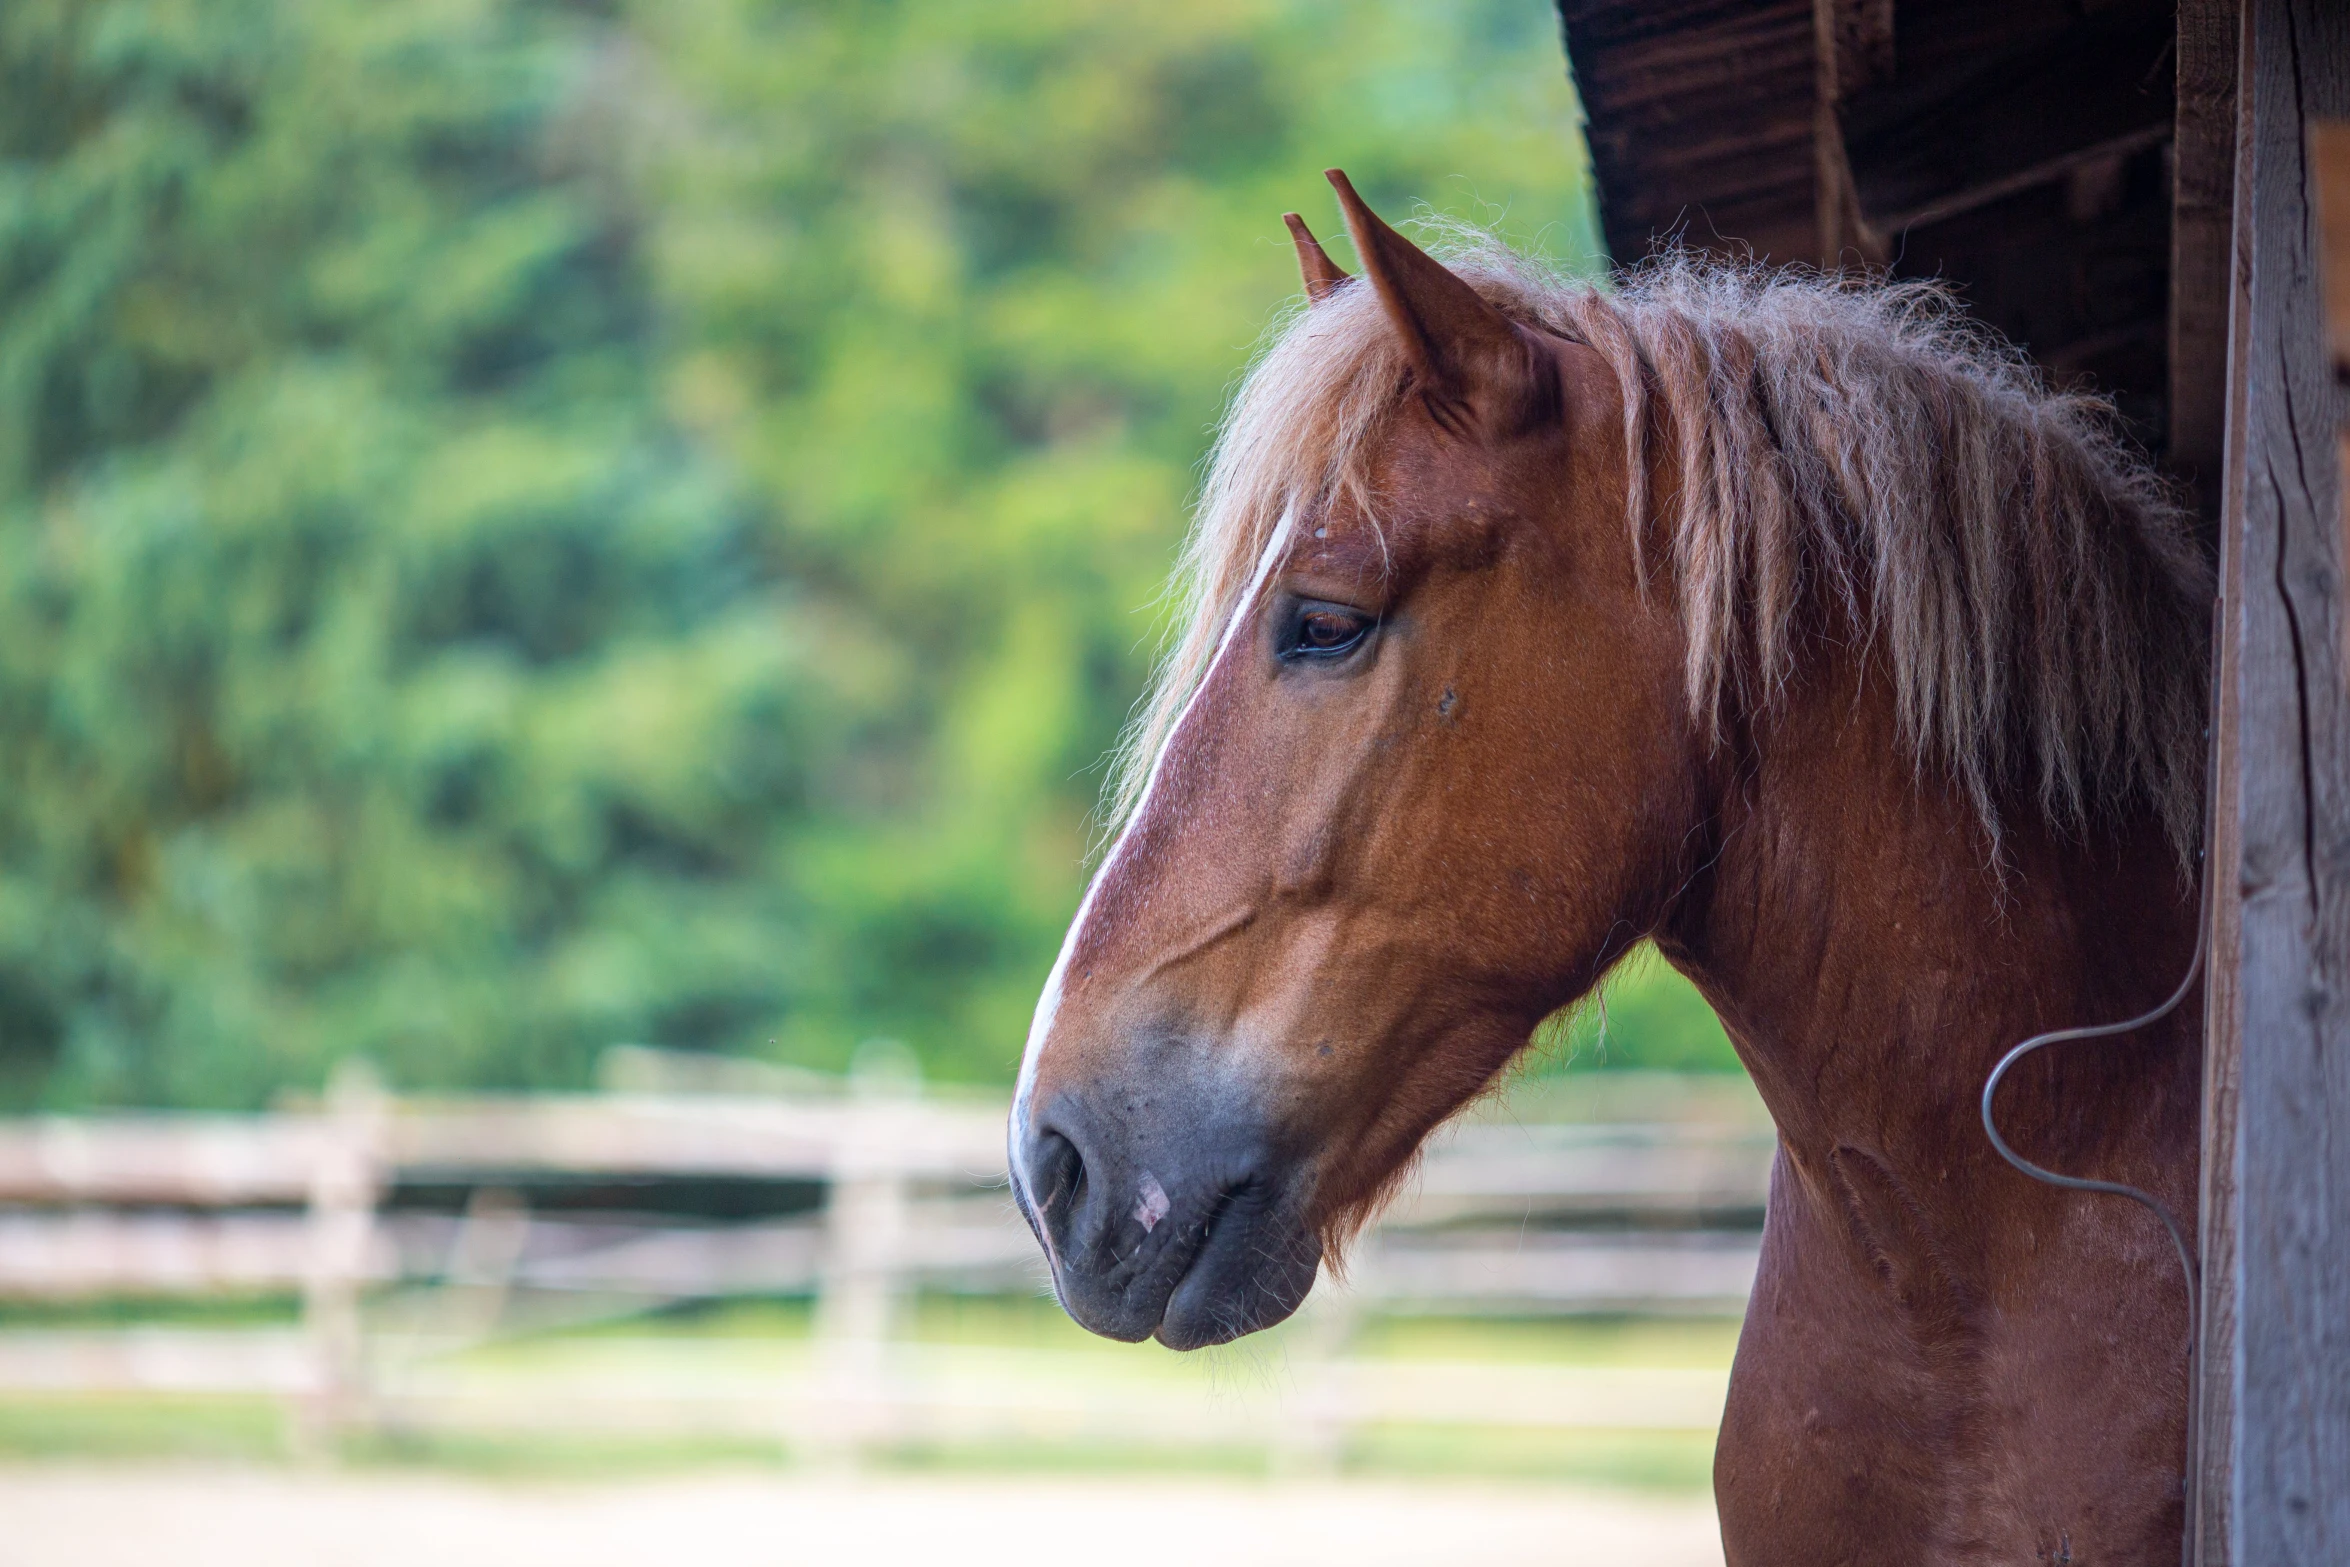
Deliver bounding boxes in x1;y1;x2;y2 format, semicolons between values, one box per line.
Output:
0;1064;1772;1455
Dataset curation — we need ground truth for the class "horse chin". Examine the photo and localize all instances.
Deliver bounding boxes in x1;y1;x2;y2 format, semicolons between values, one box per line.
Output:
1151;1199;1323;1351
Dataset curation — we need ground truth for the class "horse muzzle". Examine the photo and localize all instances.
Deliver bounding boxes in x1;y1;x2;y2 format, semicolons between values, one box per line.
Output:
1009;1066;1322;1350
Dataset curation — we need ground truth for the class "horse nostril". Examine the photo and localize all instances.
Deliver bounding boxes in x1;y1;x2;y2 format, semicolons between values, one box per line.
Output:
1030;1129;1087;1230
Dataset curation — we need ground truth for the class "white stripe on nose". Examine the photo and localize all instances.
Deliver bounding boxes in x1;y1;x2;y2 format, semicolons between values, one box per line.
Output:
1133;1171;1172;1232
1012;506;1301;1121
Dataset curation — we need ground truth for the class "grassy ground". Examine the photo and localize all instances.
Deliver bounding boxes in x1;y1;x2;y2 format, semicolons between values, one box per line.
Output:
0;1295;1737;1490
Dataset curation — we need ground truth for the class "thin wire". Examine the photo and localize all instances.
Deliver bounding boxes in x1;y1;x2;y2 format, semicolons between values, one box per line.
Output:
1979;601;2218;1567
1978;908;2204;1352
1980;597;2220;1363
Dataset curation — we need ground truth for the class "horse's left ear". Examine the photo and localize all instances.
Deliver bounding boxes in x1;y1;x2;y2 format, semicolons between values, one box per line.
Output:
1283;212;1350;303
1325;169;1554;438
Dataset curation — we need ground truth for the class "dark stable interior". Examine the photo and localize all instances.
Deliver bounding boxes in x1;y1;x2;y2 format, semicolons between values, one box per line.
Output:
1559;0;2183;465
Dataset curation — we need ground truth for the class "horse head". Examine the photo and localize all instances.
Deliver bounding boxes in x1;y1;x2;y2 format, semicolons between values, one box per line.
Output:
1008;173;1703;1348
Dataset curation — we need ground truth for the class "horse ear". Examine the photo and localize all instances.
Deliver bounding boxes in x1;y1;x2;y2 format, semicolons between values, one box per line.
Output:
1324;169;1546;434
1283;212;1350;303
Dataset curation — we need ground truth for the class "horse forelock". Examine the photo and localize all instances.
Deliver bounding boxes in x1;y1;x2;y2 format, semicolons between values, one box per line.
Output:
1110;225;2211;863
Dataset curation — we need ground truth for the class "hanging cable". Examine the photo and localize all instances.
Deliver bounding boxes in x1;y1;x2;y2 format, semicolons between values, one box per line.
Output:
1978;907;2205;1351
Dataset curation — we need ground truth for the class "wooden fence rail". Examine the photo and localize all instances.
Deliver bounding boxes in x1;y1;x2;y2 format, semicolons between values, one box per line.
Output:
0;1080;1773;1454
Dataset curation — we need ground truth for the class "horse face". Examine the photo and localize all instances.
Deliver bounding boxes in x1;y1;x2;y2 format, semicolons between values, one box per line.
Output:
1011;179;1700;1349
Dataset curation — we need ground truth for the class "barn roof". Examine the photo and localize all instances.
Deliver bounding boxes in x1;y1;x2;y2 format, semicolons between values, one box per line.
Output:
1558;0;2182;457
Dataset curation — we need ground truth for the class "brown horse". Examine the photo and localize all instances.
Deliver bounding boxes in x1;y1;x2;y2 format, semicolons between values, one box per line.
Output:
1009;171;2210;1563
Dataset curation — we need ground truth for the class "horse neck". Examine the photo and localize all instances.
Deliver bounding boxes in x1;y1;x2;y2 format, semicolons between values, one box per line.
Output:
1659;658;2203;1208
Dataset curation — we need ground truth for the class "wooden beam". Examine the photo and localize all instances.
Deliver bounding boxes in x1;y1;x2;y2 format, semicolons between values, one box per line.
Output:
1812;0;1847;264
1561;0;1818;263
1871;124;2172;237
2172;0;2243;511
2317;123;2350;379
2194;0;2350;1560
1810;0;1889;267
1839;5;2175;229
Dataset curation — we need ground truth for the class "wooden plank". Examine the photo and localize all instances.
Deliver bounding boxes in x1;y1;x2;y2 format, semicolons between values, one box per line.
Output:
2197;0;2350;1559
2328;124;2350;716
0;1115;322;1203
1392;1122;1773;1224
2316;123;2350;379
386;1096;1008;1181
0;1103;1770;1208
0;1104;1777;1312
2173;0;2243;514
1839;6;2176;229
1361;1231;1759;1315
0;1330;313;1395
1560;0;1818;261
1872;124;2172;237
0;1207;1770;1316
1820;0;1892;99
0;1211;342;1296
2189;13;2253;1559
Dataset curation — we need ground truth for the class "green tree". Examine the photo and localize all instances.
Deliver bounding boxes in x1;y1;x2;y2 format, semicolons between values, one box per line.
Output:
0;0;842;1104
0;0;1731;1108
632;0;1628;1077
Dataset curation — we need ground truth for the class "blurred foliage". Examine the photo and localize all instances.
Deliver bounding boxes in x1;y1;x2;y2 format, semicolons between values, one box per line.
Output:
0;0;1731;1107
1535;949;1742;1076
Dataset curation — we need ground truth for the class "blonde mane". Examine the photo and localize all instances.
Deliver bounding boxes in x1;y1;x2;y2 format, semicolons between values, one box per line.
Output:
1111;230;2212;859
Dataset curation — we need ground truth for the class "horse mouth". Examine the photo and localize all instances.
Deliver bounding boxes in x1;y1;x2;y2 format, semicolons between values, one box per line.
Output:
1147;1178;1322;1351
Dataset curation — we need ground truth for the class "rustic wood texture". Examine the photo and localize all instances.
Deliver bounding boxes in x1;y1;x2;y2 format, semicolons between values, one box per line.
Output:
0;1094;1773;1460
1558;0;2181;449
2316;123;2350;378
1836;5;2173;227
1560;0;1819;263
0;1100;1778;1308
2184;8;2247;1548
2173;0;2245;515
2192;83;2252;1539
2199;0;2350;1559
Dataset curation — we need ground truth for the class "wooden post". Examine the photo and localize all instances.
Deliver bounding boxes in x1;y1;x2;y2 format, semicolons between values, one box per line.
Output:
437;1185;530;1346
1271;1261;1365;1477
2172;0;2244;516
806;1069;917;1465
2193;1;2350;1559
1809;0;1891;269
298;1061;385;1453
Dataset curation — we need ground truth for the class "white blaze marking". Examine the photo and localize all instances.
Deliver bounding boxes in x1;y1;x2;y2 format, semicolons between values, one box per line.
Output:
1134;1171;1171;1232
1011;509;1301;1129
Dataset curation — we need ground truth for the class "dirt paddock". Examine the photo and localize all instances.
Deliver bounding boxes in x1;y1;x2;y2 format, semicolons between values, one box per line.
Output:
0;1465;1724;1567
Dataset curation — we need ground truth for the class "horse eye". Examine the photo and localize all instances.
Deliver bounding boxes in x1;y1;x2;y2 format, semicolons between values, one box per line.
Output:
1284;605;1372;660
1301;613;1354;647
